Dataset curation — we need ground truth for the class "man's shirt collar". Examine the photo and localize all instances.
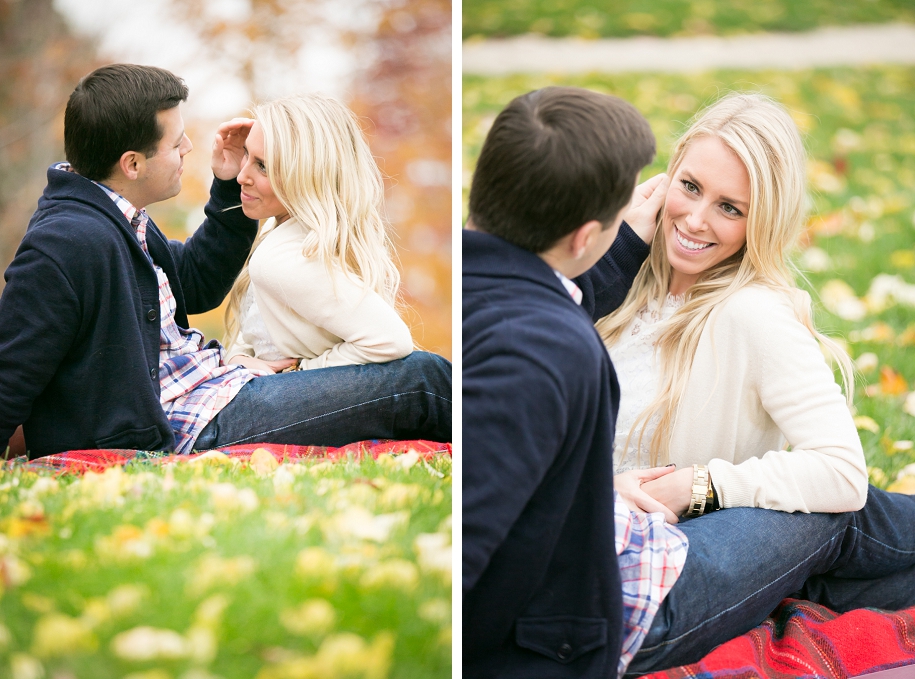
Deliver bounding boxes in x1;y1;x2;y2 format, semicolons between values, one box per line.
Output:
53;162;146;228
554;270;583;305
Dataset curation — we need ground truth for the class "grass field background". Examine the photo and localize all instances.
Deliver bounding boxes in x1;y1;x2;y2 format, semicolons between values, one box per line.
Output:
0;452;452;678
463;0;915;39
464;66;915;487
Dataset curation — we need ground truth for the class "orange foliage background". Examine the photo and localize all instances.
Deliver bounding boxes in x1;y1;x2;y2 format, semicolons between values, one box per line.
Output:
154;0;452;359
0;0;452;359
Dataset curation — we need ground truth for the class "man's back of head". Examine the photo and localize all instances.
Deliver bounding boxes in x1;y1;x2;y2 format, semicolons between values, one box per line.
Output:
468;86;655;253
64;63;188;183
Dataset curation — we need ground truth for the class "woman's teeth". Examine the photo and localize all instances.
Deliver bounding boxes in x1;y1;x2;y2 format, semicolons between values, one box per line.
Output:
676;230;713;251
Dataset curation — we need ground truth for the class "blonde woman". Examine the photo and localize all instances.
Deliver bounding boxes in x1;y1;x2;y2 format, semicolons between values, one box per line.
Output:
597;92;915;676
598;93;868;522
191;94;451;450
223;94;413;372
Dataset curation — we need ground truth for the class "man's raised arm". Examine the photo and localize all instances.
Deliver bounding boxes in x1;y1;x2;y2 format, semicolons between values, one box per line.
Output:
577;173;670;320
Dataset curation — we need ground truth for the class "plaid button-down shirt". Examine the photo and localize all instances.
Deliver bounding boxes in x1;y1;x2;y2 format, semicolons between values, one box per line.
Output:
55;163;266;453
551;265;688;675
614;492;688;675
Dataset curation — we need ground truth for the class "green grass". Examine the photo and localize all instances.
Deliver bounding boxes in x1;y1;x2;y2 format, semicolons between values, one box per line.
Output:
0;453;452;678
463;66;915;483
463;0;915;40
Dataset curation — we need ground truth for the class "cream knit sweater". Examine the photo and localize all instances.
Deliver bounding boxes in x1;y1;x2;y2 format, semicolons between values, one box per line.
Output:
227;217;413;370
667;285;868;513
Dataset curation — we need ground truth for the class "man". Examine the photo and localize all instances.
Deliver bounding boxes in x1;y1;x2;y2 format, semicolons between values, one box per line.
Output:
0;63;450;458
463;87;915;679
463;86;676;677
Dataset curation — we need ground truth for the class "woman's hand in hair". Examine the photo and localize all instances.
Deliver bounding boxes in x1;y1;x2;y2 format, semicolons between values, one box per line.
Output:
227;355;298;374
614;465;681;524
624;173;669;244
212;118;255;180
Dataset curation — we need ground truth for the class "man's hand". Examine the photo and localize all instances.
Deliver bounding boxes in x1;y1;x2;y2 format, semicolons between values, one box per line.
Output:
615;465;681;524
625;173;670;244
212;118;255;180
640;466;695;519
228;355;297;374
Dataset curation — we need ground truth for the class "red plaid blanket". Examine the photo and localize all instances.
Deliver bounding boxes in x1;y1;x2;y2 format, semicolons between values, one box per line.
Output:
641;599;915;679
3;439;451;474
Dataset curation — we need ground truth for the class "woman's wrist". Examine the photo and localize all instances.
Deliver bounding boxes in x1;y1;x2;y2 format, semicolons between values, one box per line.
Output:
683;464;722;517
708;474;721;511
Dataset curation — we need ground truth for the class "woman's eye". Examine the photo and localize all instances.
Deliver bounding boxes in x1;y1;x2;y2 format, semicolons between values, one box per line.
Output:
721;203;742;216
257;162;267;174
681;180;698;193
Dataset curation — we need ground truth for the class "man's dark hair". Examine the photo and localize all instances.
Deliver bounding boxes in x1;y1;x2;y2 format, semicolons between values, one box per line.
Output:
64;64;189;181
468;86;656;253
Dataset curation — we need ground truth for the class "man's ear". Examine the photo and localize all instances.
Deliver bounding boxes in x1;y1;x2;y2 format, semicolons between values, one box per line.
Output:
569;220;603;260
116;150;146;181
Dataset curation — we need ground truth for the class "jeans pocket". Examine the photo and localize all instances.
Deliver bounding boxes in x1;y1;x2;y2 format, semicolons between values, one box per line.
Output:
515;615;607;664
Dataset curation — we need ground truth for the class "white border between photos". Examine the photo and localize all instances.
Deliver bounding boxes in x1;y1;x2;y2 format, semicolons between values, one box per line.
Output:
451;0;463;675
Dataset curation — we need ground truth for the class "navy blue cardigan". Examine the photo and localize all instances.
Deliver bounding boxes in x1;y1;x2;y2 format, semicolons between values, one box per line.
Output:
0;166;258;457
463;225;649;678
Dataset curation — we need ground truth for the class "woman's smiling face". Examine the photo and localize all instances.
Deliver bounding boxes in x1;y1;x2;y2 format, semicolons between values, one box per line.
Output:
663;135;751;295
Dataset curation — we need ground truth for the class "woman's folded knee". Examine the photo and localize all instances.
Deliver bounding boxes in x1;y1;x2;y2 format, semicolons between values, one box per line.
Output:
401;351;452;396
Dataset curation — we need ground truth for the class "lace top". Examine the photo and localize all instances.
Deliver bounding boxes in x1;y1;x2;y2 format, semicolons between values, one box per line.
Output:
607;294;684;473
238;284;287;362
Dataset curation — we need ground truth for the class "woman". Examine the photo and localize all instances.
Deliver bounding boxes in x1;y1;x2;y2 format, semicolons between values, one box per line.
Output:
223;94;413;373
187;94;449;453
595;92;915;675
598;93;868;521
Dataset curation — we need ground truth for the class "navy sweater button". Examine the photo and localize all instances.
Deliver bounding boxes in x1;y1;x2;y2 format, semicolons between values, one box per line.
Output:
557;643;572;660
147;309;157;321
150;368;157;379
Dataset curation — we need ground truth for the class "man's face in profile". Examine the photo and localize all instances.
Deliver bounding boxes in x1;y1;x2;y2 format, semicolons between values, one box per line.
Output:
138;105;193;205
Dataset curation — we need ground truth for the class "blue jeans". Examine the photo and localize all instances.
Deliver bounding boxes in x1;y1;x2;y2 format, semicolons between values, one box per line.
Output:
193;351;451;449
624;486;915;676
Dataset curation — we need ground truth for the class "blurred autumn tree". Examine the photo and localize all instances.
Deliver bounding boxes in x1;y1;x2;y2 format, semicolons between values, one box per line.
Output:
164;0;453;358
1;0;450;456
350;0;451;358
0;0;99;288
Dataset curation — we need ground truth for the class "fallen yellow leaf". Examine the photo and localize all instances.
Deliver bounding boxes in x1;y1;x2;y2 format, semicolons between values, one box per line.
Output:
803;212;846;242
250;448;279;476
849;322;895;343
854;353;879;373
853;415;880;433
880;366;909;396
904;392;915;418
898;326;915;346
31;613;97;657
891;250;915;269
187;450;234;466
887;476;915;494
5;517;50;539
868;466;888;487
820;279;866;321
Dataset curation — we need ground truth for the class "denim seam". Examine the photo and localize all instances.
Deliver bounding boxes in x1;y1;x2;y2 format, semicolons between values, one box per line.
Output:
636;528;846;654
214;389;449;447
852;526;915;556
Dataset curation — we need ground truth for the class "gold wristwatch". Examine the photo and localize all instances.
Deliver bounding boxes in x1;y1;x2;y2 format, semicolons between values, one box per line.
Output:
685;464;709;517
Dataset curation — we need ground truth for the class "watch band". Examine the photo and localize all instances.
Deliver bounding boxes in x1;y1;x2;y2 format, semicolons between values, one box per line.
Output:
684;464;709;517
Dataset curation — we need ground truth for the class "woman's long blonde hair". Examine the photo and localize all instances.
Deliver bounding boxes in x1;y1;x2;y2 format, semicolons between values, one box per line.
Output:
596;92;854;466
224;93;401;350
